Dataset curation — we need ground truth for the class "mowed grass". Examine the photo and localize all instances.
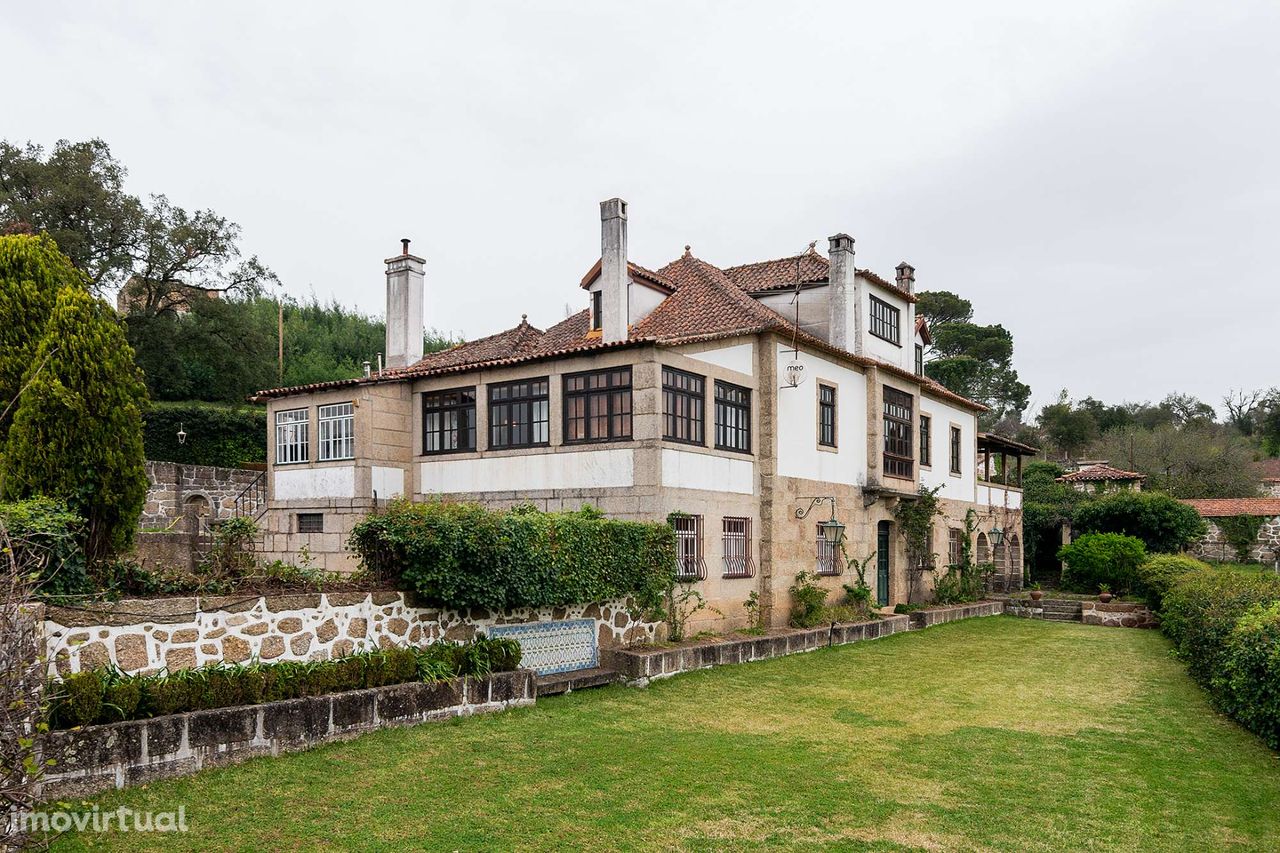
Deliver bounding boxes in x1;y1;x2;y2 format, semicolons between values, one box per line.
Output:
55;617;1280;852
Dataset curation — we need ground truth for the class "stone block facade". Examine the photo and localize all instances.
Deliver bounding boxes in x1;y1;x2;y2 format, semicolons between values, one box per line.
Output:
1190;517;1280;565
140;461;263;530
38;670;535;799
44;592;660;676
1079;601;1158;629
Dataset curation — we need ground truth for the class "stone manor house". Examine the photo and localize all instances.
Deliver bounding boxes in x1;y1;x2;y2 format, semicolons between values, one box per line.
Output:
251;200;1033;629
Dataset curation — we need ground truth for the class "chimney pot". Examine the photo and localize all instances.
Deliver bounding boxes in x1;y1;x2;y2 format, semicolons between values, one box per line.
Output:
401;238;411;256
384;241;425;369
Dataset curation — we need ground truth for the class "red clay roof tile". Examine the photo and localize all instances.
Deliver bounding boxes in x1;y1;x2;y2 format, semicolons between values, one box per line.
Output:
1180;498;1280;518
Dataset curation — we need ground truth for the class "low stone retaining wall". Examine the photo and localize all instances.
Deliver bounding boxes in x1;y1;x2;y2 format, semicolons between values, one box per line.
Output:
38;670;535;799
1080;601;1158;628
906;600;1004;629
606;615;911;686
44;592;659;676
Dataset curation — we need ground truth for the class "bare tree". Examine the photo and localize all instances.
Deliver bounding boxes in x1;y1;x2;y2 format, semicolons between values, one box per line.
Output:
1223;388;1265;436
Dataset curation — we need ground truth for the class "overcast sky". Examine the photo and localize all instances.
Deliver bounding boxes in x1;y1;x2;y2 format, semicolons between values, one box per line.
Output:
8;1;1278;416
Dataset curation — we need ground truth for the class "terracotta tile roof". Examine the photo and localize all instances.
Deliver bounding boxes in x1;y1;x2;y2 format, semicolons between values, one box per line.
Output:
1181;498;1280;518
252;249;974;412
1056;464;1147;483
579;258;676;292
1253;458;1280;481
723;248;915;302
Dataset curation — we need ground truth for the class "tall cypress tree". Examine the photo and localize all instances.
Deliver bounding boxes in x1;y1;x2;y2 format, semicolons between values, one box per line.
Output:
2;288;148;560
0;233;86;437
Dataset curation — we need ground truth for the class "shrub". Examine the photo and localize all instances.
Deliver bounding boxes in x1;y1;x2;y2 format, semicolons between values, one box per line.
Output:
143;401;266;468
51;637;522;729
1222;602;1280;749
1057;533;1147;594
1159;571;1280;748
0;498;89;598
789;571;828;628
1135;554;1210;611
932;569;981;605
1215;515;1266;563
1071;491;1206;554
349;500;676;613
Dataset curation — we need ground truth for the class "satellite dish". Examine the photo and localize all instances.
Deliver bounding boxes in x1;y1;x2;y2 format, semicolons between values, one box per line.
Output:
784;358;805;389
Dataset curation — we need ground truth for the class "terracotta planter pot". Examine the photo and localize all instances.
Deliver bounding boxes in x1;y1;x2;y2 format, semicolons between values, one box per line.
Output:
1029;590;1043;601
1098;592;1114;603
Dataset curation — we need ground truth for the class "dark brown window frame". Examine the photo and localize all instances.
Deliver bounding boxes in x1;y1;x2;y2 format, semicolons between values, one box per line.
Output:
590;290;603;331
662;366;706;446
489;377;550;449
422;387;477;455
883;386;914;479
950;425;963;475
297;512;324;533
869;295;902;346
563;367;632;445
818;383;837;447
714;380;752;454
919;413;932;468
721;516;755;578
915;343;924;375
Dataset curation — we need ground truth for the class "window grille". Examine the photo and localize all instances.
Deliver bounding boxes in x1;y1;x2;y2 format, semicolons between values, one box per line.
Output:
722;517;755;578
816;525;840;575
297;512;324;533
672;514;706;580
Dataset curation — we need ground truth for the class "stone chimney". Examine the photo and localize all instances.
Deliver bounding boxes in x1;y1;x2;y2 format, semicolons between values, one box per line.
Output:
384;238;425;369
827;233;859;353
895;262;916;294
599;198;629;343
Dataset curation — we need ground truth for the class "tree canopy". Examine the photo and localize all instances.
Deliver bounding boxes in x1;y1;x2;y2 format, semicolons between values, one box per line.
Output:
2;287;148;561
916;290;1030;426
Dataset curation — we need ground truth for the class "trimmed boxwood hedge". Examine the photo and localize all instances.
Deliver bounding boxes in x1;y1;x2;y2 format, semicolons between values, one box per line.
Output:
349;500;677;612
1057;532;1147;594
143;401;266;468
1160;570;1280;748
50;637;521;729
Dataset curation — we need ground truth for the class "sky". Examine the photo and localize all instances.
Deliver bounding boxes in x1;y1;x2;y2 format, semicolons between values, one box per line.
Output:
7;1;1278;417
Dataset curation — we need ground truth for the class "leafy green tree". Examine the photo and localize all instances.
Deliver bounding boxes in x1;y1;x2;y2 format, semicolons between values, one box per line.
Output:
0;139;141;287
1021;460;1091;572
1090;424;1259;498
1071;491;1207;554
2;288;148;560
0;234;86;437
0;138;275;303
1035;391;1099;458
917;290;1031;426
1257;390;1280;457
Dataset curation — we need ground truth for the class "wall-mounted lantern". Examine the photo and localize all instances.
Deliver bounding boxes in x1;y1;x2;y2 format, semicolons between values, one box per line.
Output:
989;525;1005;547
797;496;845;546
177;423;187;445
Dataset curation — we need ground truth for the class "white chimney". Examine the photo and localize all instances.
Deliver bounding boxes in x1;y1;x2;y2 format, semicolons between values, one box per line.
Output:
600;198;629;343
827;233;859;353
384;238;424;369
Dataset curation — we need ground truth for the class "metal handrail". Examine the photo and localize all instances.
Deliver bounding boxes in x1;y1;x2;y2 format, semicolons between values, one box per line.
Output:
233;470;268;520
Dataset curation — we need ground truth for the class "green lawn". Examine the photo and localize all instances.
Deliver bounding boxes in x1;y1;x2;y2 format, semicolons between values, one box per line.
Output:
54;617;1280;851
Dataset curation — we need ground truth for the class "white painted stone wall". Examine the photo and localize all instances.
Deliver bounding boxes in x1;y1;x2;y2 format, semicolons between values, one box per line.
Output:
859;281;913;370
920;394;977;502
273;465;357;500
660;448;755;494
684;341;756;376
774;344;868;484
44;593;659;677
419;448;634;493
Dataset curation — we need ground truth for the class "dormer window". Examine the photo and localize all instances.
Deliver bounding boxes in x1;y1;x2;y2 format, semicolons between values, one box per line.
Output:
591;290;603;331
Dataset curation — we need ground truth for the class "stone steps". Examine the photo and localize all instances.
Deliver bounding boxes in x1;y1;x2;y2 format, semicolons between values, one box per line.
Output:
535;667;622;696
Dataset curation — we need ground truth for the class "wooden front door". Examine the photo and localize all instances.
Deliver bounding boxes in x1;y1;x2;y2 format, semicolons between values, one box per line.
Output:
876;521;891;606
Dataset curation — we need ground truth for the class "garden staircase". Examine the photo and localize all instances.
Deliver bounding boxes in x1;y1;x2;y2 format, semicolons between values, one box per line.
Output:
1038;600;1084;622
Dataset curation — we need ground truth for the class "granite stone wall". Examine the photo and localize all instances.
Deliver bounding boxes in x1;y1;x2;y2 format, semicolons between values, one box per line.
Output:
44;592;660;676
140;461;262;529
1190;517;1280;565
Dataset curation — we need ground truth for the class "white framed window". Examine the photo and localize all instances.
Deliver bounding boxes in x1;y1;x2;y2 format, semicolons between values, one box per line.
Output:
318;402;355;461
275;408;310;464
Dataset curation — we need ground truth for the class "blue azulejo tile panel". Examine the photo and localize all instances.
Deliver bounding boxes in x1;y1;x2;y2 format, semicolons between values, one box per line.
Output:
488;619;598;675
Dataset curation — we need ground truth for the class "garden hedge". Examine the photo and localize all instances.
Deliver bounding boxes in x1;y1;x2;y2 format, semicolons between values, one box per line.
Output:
1057;532;1147;594
1134;554;1210;611
1160;570;1280;748
1071;491;1206;554
50;638;522;729
143;401;266;468
349;500;677;612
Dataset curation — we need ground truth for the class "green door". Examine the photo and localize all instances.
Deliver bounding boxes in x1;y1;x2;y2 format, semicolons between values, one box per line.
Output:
876;521;891;606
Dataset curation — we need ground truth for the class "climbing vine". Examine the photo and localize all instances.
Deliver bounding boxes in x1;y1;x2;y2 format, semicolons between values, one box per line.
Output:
893;485;945;603
1215;515;1266;562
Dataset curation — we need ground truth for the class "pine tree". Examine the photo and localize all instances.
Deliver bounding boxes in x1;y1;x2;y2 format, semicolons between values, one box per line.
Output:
0;233;86;437
1;288;148;560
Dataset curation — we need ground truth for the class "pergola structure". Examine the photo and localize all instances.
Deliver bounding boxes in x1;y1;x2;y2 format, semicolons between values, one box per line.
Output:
977;432;1039;487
